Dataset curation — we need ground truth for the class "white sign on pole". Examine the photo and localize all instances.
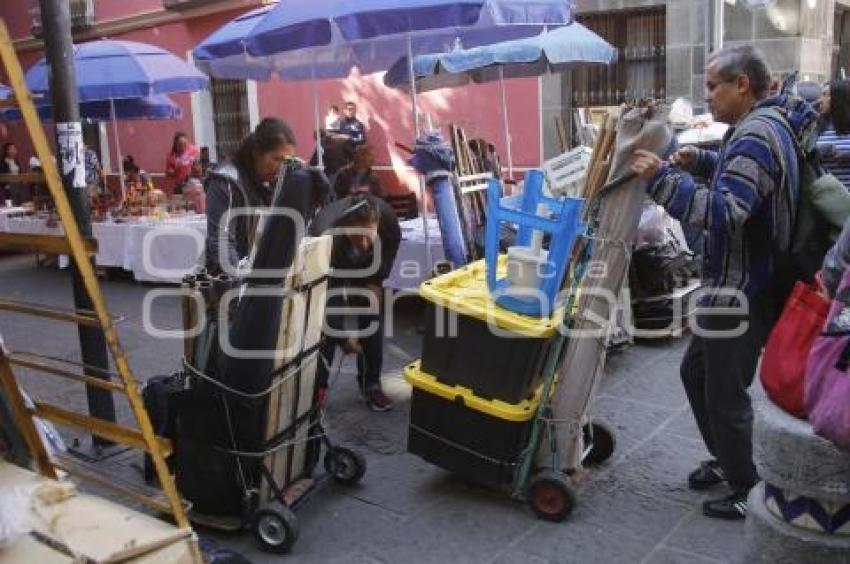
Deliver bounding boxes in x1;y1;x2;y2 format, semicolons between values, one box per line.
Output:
56;121;86;189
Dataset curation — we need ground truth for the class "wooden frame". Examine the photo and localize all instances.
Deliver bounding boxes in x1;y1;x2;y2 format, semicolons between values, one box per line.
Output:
0;19;199;559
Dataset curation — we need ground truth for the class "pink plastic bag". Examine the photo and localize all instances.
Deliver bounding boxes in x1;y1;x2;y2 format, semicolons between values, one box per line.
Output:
804;268;850;452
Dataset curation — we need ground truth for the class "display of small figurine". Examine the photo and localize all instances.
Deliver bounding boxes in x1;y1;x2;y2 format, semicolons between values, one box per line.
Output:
120;169;154;216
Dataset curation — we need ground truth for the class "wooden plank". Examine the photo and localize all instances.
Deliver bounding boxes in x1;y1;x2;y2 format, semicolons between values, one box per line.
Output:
0;298;101;327
545;104;675;471
0;233;98;255
262;236;331;502
0;346;57;479
7;353;124;393
0;19;194;536
0;172;45;183
554;115;568;153
33;402;172;456
50;452;174;515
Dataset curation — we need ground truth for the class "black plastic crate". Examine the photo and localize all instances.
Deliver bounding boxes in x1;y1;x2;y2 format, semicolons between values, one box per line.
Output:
418;261;562;404
421;302;553;403
405;362;538;486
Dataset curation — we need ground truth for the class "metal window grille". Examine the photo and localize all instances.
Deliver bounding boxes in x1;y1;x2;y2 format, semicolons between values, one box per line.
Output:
30;0;95;37
572;7;666;107
834;6;850;80
210;78;250;161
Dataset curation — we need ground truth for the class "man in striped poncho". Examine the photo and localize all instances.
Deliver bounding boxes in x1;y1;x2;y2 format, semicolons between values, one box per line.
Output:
631;45;820;521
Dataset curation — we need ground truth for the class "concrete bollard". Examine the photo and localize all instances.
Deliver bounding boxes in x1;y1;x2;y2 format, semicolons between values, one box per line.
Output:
745;382;850;563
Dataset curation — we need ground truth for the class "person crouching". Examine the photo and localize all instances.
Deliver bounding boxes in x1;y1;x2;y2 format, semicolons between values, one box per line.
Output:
310;195;401;411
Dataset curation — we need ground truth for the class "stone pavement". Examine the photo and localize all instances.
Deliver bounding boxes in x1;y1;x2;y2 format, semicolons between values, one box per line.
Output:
0;255;747;563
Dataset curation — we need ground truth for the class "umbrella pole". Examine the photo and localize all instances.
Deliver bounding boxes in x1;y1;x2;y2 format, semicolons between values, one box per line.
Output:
110;98;126;202
408;34;433;272
499;67;514;180
311;63;324;169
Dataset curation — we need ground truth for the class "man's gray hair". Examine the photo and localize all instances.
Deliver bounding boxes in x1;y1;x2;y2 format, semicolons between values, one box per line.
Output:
708;45;772;99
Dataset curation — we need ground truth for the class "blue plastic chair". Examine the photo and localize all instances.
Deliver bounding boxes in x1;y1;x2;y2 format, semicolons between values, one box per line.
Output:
485;170;586;317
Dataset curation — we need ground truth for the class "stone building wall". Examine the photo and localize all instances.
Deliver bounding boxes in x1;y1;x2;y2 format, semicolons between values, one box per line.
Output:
541;0;841;157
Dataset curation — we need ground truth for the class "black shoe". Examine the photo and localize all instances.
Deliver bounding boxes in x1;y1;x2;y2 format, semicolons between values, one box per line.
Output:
688;459;725;490
702;491;748;520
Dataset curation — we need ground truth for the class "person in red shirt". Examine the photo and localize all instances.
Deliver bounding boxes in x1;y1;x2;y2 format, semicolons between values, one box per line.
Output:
164;131;199;196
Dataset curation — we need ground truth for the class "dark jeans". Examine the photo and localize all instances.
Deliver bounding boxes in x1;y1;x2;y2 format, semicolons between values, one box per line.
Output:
680;291;782;491
316;287;384;392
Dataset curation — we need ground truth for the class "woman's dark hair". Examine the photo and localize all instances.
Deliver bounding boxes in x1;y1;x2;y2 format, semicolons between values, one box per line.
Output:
337;194;379;227
170;131;188;154
233;117;297;173
2;142;16;158
829;80;850;135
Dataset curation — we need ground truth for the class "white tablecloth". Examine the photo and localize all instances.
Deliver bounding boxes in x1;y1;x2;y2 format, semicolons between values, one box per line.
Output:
0;207;27;232
384;217;445;291
2;214;206;283
125;217;206;283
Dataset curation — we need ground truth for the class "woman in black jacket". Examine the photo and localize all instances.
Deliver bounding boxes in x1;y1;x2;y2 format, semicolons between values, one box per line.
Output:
204;118;315;275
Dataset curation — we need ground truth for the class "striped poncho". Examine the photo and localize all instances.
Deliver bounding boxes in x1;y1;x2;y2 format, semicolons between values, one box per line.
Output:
647;94;820;307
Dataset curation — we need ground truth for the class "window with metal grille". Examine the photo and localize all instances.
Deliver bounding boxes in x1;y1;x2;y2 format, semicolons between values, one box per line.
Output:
30;0;95;37
572;7;666;107
210;78;250;161
834;6;850;80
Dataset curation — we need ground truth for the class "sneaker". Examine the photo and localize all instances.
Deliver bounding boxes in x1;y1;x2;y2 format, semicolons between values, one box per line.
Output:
688;459;725;490
702;491;748;520
365;387;393;412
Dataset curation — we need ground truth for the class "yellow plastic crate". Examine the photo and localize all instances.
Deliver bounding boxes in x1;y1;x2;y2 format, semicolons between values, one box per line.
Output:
418;257;564;339
404;360;541;422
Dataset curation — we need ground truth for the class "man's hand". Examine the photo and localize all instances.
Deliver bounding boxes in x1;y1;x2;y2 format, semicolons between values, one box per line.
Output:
669;145;698;169
631;149;663;182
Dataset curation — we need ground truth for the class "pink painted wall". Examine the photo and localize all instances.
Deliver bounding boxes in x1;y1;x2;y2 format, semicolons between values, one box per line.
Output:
0;3;542;194
2;1;35;39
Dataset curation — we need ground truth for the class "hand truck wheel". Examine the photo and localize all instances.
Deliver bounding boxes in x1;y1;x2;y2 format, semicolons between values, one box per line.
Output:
527;470;576;522
583;421;616;466
251;501;299;553
324;445;366;485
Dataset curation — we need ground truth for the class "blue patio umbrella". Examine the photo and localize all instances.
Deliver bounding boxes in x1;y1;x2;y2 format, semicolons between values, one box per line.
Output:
194;0;575;268
384;23;616;175
2;94;182;122
25;39;207;197
192;4;276;81
244;0;574;78
25;39;208;101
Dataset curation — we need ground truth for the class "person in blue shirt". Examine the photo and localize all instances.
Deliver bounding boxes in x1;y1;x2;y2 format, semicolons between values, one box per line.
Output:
816;79;850;189
631;45;820;521
338;101;366;146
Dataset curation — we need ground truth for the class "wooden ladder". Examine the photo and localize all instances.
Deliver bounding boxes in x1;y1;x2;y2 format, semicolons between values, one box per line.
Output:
0;19;199;559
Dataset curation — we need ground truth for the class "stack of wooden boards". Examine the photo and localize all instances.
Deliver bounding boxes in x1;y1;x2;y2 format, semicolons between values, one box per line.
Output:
0;460;198;563
261;236;332;505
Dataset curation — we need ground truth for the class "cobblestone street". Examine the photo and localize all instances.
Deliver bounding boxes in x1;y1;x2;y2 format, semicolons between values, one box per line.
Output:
0;255;748;563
